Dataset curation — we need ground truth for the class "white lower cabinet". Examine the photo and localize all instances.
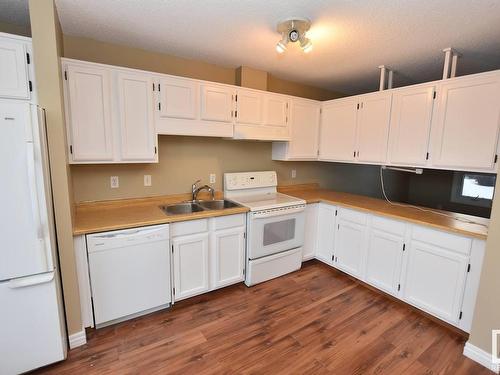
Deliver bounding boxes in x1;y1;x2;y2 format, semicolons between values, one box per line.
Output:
334;208;367;278
171;214;246;302
311;202;485;332
401;227;471;325
302;203;319;260
211;223;245;289
364;217;406;296
172;232;210;301
315;203;336;264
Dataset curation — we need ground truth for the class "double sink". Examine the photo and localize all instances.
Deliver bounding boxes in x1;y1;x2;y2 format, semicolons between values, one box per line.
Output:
160;199;240;216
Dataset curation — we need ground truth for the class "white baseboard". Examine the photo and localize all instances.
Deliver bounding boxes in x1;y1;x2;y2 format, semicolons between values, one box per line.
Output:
68;328;87;349
463;341;500;373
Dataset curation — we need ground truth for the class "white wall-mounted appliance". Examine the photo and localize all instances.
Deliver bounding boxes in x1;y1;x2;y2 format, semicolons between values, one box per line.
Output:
0;101;67;374
224;171;306;286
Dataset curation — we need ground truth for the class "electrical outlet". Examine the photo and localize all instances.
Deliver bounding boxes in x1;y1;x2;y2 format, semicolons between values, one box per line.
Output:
291;169;297;179
110;176;119;188
144;175;152;187
209;173;216;184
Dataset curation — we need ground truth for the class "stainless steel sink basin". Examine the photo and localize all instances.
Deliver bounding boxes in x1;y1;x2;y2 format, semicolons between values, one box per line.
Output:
160;199;240;215
197;199;240;210
160;202;205;215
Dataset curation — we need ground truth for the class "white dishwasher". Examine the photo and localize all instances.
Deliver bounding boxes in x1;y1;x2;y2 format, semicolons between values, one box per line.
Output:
87;224;171;328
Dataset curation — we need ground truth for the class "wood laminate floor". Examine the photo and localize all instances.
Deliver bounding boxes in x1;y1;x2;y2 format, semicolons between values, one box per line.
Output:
36;261;489;374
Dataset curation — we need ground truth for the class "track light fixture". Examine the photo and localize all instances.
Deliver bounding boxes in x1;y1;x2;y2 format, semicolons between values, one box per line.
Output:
276;18;312;53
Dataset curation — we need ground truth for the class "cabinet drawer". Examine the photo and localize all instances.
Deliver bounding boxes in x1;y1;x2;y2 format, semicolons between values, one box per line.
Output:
411;225;472;255
371;215;406;236
338;207;367;225
213;213;246;230
171;219;208;237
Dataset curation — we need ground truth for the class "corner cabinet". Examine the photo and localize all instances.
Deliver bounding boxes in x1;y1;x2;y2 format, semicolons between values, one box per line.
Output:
62;59;158;164
430;72;500;172
272;98;321;160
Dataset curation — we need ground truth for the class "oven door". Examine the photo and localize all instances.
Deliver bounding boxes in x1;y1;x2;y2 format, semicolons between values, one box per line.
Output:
247;205;305;260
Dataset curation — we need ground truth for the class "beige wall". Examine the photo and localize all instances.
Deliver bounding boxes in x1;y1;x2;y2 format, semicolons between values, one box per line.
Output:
0;21;31;37
236;66;268;91
29;0;82;335
268;74;343;101
72;136;409;203
62;35;344;101
73;136;336;202
468;175;500;357
63;35;234;85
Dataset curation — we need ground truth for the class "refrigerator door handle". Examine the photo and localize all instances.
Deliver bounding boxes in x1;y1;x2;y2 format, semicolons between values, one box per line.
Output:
8;271;55;289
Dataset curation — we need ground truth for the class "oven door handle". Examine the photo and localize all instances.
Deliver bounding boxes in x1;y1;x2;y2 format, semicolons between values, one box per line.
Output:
251;206;306;219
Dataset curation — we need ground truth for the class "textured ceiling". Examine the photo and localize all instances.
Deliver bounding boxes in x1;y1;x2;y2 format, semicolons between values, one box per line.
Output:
3;1;500;94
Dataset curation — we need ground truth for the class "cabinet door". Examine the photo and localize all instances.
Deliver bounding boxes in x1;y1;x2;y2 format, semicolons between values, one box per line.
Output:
0;39;29;99
365;229;404;296
288;99;321;159
431;74;500;171
116;72;157;162
212;226;245;289
172;232;210;301
66;64;113;162
236;89;263;125
356;92;392;163
316;204;336;264
388;85;435;166
335;219;366;278
319;98;358;161
303;204;319;260
401;240;468;324
264;94;288;127
200;84;233;123
158;76;198;120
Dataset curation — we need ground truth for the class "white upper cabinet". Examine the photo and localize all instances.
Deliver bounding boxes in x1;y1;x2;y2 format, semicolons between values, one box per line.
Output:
265;94;288;127
158;76;198;120
200;84;233;123
65;63;114;162
234;88;290;140
0;36;30;100
155;76;233;137
116;71;157;162
356;91;392;163
388;84;435;166
272;98;321;160
319;97;358;161
430;72;500;172
235;89;263;125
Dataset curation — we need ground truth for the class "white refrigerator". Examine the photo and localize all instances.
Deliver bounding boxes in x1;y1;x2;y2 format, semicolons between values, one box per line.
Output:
0;99;67;374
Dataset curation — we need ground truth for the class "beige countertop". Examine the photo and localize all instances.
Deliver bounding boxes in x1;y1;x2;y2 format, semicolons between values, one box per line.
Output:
74;185;489;240
73;192;248;235
278;184;489;240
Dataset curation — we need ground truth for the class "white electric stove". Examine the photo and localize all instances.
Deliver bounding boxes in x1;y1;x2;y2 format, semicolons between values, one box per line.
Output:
224;171;306;286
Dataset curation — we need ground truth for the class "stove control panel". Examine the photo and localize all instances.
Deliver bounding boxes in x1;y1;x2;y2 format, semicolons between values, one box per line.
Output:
224;171;277;191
